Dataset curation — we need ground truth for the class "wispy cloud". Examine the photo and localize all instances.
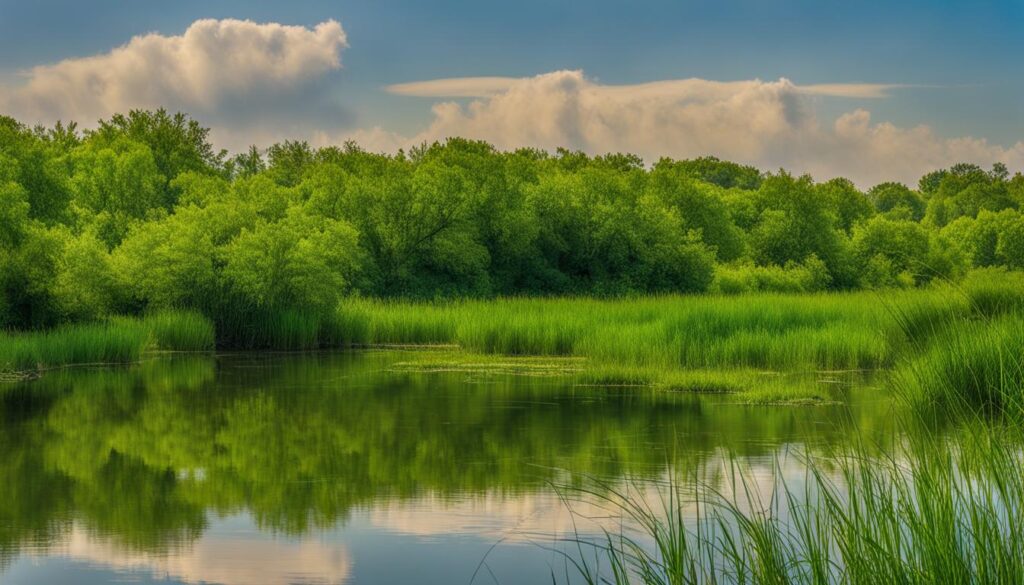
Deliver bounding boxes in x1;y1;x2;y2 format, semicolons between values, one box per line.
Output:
387;76;519;97
387;75;911;100
796;83;911;98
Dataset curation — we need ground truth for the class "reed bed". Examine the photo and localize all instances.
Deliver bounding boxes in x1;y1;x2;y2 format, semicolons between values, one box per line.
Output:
896;315;1024;419
0;310;214;373
560;425;1024;585
334;289;960;371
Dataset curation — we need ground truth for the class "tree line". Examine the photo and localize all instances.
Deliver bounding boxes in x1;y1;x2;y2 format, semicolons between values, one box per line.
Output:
2;109;1023;330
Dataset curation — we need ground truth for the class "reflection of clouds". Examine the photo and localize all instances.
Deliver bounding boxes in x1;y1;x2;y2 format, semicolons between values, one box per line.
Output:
368;491;586;543
36;522;351;585
367;447;827;544
18;448;838;584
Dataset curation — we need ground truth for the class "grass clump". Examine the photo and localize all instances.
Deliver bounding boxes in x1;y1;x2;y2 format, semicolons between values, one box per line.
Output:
896;315;1024;418
136;310;215;352
0;310;214;374
334;291;943;371
0;322;147;373
329;288;978;404
890;273;1024;418
560;426;1024;584
961;268;1024;318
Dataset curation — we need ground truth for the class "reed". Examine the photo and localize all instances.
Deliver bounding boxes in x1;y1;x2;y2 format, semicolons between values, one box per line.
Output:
560;425;1024;585
0;310;214;373
895;315;1024;419
332;289;960;371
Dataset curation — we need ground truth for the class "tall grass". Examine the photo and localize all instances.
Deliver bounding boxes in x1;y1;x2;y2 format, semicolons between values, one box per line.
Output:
895;315;1024;419
333;289;960;371
548;273;1024;583
0;310;214;373
889;271;1024;418
560;426;1024;584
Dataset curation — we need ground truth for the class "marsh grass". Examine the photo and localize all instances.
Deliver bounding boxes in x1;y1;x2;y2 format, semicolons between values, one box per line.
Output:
335;291;960;371
129;310;215;352
546;274;1024;583
559;425;1024;585
895;315;1024;419
0;310;214;373
327;289;963;402
886;271;1024;418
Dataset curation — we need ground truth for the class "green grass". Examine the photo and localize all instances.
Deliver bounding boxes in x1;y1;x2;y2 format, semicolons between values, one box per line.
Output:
559;425;1024;585
960;268;1024;319
7;271;1023;406
0;310;214;374
896;315;1024;419
886;271;1024;418
331;274;1024;405
541;272;1024;583
324;288;965;402
335;290;961;371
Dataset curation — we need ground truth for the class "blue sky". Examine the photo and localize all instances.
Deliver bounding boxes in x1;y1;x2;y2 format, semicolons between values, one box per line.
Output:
1;0;1021;184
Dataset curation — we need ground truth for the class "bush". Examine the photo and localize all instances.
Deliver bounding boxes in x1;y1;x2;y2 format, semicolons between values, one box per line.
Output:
710;257;830;294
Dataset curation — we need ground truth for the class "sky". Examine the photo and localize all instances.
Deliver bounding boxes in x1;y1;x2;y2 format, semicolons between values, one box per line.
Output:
1;0;1022;185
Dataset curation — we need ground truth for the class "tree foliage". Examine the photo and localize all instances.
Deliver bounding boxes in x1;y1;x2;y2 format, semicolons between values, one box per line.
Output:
0;110;1021;331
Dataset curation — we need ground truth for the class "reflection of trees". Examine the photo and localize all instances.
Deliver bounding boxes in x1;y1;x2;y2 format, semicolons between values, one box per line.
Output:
0;352;894;560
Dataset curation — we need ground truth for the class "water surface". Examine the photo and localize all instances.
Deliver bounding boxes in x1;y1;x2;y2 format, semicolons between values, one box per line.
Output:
0;351;892;584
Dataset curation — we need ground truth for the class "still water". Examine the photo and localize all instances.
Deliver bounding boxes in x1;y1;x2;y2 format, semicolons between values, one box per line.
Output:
0;351;890;584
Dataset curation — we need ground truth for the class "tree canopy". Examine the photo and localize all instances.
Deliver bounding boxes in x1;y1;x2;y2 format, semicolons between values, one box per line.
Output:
1;110;1022;332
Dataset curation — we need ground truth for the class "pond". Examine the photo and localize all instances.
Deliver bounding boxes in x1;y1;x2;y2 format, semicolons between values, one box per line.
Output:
0;351;892;584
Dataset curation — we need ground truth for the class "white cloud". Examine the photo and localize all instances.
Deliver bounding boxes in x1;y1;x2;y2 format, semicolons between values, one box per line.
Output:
1;19;349;150
381;70;1023;186
387;76;905;100
3;21;1019;186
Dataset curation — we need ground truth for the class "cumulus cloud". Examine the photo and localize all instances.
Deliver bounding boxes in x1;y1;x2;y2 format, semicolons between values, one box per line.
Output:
384;70;1023;186
0;19;350;149
3;21;1019;186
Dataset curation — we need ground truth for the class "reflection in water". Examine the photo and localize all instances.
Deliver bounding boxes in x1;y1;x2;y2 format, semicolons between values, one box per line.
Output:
30;520;351;585
0;351;893;584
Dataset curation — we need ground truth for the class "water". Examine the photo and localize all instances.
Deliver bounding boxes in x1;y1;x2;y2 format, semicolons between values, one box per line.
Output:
0;351;891;584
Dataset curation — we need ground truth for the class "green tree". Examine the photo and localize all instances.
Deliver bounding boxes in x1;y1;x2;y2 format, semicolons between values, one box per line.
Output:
868;182;925;221
852;216;931;284
91;109;222;194
70;138;166;247
222;207;363;312
0;116;74;224
53;229;117;321
266;140;315;187
528;166;714;294
647;161;746;261
750;172;853;287
924;163;1014;226
661;156;762;190
818;177;874;234
111;206;220;311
